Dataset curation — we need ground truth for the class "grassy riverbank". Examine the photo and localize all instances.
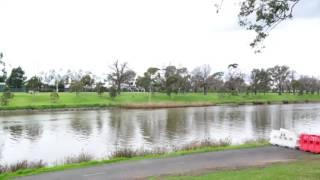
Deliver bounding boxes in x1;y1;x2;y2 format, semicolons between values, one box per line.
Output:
162;158;320;180
0;141;268;180
1;92;320;110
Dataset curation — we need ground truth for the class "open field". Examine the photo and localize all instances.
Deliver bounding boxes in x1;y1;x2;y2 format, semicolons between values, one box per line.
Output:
1;92;320;110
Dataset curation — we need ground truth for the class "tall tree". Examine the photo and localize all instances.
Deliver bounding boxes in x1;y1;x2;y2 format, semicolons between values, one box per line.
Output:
225;64;245;95
81;74;95;91
268;65;290;95
207;72;225;92
108;60;136;95
95;82;106;96
298;76;319;95
0;53;7;82
41;69;66;92
6;67;27;89
191;65;211;95
136;67;161;92
68;70;85;95
26;76;42;92
176;67;191;94
163;66;179;96
250;68;272;94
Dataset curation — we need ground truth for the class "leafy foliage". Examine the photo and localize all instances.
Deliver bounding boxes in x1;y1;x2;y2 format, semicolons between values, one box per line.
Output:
95;82;106;96
250;68;272;94
238;0;300;51
50;92;59;103
1;86;14;106
81;74;95;89
108;60;136;95
268;65;290;95
26;76;42;92
70;80;84;96
109;86;117;99
0;52;7;82
6;67;27;88
136;67;161;92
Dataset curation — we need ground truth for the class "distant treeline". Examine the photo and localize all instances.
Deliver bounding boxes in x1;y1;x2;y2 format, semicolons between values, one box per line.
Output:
0;57;319;96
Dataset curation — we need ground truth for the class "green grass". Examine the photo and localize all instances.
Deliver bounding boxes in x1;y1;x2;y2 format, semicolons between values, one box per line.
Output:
1;92;320;110
161;158;320;180
0;141;268;180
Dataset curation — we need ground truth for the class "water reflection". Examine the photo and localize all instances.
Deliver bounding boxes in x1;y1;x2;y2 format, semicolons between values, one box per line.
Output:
0;103;320;164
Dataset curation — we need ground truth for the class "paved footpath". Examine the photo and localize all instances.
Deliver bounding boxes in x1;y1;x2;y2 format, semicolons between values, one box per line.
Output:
19;146;312;180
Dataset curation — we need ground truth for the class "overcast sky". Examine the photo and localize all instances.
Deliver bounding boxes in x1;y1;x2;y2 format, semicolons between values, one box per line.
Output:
0;0;320;79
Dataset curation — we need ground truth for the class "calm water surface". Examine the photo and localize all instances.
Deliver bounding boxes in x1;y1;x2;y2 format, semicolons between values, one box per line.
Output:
0;103;320;165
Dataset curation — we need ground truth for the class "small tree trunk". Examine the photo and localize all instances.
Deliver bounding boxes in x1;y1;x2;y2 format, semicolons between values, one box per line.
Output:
203;85;207;95
56;82;59;93
117;83;121;95
278;85;282;95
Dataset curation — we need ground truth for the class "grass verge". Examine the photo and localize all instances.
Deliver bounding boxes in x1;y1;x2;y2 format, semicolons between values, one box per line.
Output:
1;92;320;111
0;140;268;180
159;158;320;180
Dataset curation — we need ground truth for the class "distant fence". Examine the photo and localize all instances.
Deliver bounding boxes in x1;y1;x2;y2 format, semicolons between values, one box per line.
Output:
0;86;26;92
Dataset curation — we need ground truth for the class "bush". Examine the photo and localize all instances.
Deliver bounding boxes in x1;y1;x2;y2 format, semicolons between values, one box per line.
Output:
95;82;105;96
109;86;117;100
0;87;13;106
0;96;9;106
50;92;59;103
282;100;289;104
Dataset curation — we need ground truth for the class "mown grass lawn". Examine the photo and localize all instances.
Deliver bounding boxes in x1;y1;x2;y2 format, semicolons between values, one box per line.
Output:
1;92;320;110
159;158;320;180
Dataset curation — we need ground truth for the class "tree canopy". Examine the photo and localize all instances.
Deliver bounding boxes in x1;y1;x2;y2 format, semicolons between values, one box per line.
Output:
0;53;7;82
216;0;301;51
6;67;27;89
238;0;300;51
108;60;136;94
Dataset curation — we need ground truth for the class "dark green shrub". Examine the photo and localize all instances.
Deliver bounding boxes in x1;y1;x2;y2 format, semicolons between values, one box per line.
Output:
109;86;117;100
95;82;106;96
50;92;59;103
0;87;13;106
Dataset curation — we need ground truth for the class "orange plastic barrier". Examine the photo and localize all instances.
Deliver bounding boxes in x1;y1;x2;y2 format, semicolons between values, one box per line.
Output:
299;134;320;153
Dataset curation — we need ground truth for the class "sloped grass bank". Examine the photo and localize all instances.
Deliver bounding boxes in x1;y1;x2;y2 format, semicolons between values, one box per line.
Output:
1;92;320;111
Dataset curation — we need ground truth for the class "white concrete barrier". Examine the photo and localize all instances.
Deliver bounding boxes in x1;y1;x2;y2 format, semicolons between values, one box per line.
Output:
269;128;299;149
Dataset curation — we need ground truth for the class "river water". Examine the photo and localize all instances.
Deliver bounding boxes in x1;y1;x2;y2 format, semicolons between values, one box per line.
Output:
0;103;320;165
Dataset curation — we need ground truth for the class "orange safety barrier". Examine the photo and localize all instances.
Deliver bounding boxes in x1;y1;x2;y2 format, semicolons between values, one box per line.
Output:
299;134;320;153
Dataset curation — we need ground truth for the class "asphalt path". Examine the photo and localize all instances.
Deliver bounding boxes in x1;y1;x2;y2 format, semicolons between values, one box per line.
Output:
18;146;312;180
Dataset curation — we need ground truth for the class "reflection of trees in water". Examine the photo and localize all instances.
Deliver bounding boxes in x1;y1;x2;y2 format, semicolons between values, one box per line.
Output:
109;109;143;148
0;132;5;160
69;112;93;138
139;110;167;144
6;125;24;140
250;106;269;138
166;108;190;140
289;105;320;133
269;105;295;130
24;123;43;141
192;107;213;139
95;111;104;133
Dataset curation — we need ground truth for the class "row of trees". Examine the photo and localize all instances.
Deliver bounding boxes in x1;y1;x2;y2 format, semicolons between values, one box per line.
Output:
136;64;320;96
0;57;319;97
